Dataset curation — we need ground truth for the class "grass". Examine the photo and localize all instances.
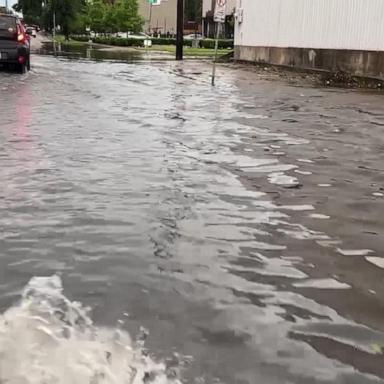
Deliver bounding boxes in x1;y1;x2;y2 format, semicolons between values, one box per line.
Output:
55;36;233;58
53;35;89;45
139;45;233;57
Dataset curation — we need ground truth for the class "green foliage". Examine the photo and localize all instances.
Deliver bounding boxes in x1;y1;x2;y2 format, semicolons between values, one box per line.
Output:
70;35;233;50
151;37;175;45
15;0;143;37
114;0;143;33
93;36;144;47
52;0;85;38
86;0;143;35
200;39;234;49
13;0;44;24
184;0;202;23
69;35;90;42
87;0;107;33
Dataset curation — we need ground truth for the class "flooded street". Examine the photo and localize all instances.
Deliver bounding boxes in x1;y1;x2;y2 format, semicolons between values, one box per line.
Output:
1;50;384;384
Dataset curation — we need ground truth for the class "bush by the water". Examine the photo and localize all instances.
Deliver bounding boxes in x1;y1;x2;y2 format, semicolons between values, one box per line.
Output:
200;39;234;49
70;35;89;42
70;35;234;50
93;37;144;47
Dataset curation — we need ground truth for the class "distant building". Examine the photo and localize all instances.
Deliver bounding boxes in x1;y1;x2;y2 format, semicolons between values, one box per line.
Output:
234;0;384;80
202;0;236;38
138;0;177;35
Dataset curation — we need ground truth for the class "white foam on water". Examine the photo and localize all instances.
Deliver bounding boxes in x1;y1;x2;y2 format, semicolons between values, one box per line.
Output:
337;248;374;256
268;172;300;187
280;205;315;211
297;159;313;163
0;275;180;384
309;214;330;220
294;170;312;175
366;257;384;269
293;278;351;290
277;227;329;241
316;240;342;248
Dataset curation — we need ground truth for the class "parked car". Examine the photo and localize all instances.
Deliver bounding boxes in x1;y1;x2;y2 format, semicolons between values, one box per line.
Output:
0;14;31;73
26;27;37;38
125;32;152;40
184;33;203;40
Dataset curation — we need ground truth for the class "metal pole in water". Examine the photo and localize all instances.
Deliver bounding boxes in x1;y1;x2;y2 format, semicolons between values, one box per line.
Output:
149;3;152;34
211;22;220;86
53;12;56;40
53;12;57;56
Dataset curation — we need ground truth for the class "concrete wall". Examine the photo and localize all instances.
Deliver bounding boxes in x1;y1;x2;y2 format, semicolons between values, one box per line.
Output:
234;0;384;78
139;0;177;34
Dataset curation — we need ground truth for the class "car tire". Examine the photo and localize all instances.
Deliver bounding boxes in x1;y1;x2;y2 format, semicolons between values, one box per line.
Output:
17;63;27;74
27;57;31;71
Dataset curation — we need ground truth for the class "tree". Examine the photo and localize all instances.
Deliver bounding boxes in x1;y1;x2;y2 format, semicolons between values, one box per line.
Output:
87;0;108;34
13;0;43;25
85;0;143;35
15;0;143;37
114;0;143;34
185;0;202;23
50;0;84;39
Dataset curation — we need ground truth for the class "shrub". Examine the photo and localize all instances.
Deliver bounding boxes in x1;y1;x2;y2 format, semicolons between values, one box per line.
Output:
91;36;144;47
151;38;175;45
150;38;193;47
200;39;234;49
70;35;234;49
70;35;89;42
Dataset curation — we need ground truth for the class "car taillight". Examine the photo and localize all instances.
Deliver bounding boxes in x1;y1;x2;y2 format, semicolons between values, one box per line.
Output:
16;25;26;43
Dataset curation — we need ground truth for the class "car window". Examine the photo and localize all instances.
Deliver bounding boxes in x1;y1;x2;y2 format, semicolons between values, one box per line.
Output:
0;16;16;32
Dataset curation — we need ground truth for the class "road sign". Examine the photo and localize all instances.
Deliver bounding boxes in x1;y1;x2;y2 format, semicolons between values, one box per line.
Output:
214;0;227;23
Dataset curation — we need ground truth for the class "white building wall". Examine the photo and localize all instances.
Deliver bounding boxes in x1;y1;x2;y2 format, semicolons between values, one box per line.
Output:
235;0;384;51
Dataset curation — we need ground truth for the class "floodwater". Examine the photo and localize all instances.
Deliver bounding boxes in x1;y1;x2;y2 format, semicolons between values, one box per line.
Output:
0;45;384;384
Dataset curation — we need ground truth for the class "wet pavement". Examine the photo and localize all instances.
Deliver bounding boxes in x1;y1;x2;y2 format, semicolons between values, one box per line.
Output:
0;47;384;384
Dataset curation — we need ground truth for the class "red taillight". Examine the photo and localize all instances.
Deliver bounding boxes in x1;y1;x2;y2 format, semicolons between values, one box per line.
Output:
16;25;26;43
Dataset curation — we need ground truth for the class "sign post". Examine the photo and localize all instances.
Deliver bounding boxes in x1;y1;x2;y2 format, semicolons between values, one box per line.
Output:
212;0;226;86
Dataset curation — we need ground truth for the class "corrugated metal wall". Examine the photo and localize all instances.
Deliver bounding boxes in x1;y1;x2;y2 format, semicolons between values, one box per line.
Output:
235;0;384;51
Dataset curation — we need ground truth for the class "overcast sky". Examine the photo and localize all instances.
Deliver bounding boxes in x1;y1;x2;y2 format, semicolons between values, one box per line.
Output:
3;0;17;7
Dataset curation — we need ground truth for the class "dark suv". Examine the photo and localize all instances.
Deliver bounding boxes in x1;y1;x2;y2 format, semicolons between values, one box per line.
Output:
0;14;30;73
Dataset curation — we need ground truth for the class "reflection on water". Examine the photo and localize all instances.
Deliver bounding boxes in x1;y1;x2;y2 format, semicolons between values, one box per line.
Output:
38;42;160;62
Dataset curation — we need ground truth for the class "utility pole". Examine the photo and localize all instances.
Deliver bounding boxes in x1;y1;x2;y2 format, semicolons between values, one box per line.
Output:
176;0;184;60
5;0;8;12
211;22;220;86
149;3;152;34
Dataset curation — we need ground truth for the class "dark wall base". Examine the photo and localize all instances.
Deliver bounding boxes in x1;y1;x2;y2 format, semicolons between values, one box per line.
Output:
234;46;384;80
